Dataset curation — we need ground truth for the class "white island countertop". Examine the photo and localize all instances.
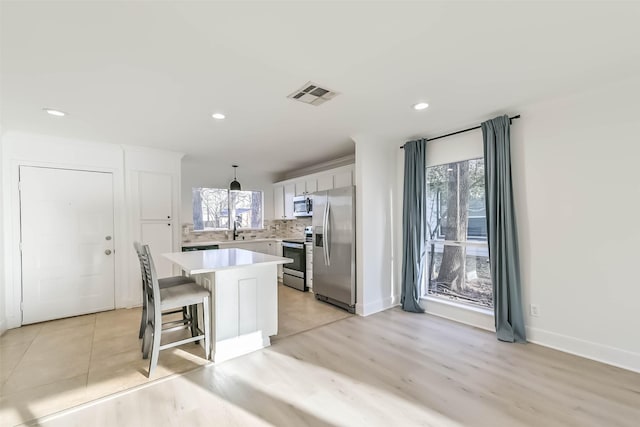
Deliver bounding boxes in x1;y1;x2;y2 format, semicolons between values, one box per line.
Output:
163;248;293;275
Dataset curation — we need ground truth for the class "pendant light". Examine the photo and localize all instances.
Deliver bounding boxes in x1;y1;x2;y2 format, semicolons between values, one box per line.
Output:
229;165;241;191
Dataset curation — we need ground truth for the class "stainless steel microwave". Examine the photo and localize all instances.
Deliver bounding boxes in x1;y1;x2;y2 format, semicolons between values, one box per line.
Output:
293;195;312;217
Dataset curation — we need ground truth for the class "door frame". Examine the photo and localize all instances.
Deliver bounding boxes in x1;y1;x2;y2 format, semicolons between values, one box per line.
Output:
19;165;117;324
6;160;127;328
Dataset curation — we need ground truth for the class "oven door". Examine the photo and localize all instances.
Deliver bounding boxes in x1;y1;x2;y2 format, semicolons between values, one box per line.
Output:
282;243;305;272
282;242;307;290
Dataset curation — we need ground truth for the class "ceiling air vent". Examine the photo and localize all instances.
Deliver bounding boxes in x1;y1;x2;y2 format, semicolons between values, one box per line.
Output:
287;81;339;106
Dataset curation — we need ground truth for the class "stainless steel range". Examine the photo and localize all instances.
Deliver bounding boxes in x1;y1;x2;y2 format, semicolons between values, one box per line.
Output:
281;227;312;291
281;239;307;291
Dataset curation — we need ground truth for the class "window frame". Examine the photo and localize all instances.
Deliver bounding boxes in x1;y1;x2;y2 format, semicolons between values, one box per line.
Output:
423;156;493;310
192;187;265;232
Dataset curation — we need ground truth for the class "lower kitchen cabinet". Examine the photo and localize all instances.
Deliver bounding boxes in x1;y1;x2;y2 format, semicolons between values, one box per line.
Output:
305;243;313;289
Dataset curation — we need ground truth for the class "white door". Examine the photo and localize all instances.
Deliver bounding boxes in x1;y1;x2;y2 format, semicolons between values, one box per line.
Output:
140;222;173;278
138;172;172;220
20;167;115;324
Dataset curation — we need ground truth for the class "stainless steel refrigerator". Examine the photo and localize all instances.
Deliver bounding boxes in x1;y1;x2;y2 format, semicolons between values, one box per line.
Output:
312;186;356;313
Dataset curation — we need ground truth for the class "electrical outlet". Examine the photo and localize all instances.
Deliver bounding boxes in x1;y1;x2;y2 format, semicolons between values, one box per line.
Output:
530;304;540;317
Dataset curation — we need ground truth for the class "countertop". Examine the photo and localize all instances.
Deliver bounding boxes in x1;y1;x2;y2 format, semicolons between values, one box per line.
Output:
163;248;293;275
181;238;283;248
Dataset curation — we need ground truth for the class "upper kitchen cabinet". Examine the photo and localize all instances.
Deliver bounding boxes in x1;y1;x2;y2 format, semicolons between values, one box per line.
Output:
138;172;173;220
305;178;318;194
316;174;334;191
333;169;353;188
273;184;296;220
273;163;354;214
294;178;318;196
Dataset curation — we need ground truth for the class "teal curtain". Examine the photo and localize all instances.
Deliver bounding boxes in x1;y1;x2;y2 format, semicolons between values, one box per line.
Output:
482;115;526;342
401;139;426;313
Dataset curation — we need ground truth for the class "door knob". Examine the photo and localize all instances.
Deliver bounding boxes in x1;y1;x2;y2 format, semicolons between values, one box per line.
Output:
105;249;112;255
105;236;112;241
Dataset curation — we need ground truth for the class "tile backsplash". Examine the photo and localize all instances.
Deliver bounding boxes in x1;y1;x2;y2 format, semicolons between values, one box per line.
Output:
182;218;312;243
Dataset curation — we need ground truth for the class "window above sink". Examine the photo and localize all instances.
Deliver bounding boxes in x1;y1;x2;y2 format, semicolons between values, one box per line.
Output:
192;188;264;231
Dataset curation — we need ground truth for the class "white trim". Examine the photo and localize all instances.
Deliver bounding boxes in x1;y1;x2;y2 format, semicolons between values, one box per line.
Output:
7;162;126;328
420;297;640;373
357;295;400;317
526;326;640;374
422;296;495;332
279;154;355;181
0;318;6;336
274;163;355;186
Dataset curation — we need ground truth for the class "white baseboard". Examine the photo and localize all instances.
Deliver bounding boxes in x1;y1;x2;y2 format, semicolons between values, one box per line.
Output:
0;318;6;336
357;295;400;317
526;326;640;374
6;313;20;329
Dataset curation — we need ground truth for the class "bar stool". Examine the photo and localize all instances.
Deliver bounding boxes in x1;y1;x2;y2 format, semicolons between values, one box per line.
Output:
139;244;211;377
133;242;195;344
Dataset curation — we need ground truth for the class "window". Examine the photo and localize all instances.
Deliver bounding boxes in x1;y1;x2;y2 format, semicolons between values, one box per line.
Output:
192;188;263;231
425;158;493;308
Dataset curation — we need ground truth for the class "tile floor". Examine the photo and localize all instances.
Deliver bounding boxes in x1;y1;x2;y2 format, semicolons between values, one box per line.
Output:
0;284;351;426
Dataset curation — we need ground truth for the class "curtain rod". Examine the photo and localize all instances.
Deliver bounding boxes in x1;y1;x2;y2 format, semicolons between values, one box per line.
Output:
400;115;521;149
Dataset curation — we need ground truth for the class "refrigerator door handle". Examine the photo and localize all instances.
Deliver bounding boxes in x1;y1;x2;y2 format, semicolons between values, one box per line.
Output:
326;200;331;266
323;199;329;266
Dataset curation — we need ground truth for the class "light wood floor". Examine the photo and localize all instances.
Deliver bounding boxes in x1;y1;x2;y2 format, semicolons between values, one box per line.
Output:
0;284;348;426
22;307;640;427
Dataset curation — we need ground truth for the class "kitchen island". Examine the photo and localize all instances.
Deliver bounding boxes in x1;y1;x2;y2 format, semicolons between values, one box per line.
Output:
163;248;292;363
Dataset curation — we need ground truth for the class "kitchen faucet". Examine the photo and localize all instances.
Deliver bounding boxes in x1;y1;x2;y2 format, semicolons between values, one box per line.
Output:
232;217;241;240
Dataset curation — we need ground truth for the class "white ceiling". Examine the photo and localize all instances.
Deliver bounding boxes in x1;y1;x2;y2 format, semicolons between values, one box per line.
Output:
2;1;639;175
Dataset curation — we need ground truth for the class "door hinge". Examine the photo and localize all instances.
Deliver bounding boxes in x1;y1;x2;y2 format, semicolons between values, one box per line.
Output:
18;181;22;191
19;242;23;252
20;302;24;311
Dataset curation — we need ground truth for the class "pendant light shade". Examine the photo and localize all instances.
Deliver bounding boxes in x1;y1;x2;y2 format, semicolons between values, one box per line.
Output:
229;165;241;191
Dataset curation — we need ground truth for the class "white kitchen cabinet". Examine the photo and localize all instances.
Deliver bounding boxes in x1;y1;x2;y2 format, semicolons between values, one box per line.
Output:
138;172;173;220
273;185;285;219
267;241;277;256
273;184;296;220
272;163;354;209
284;184;295;218
333;169;353;189
295;179;318;196
305;243;313;289
305;178;317;194
295;181;306;196
317;174;334;191
277;241;283;279
218;240;277;257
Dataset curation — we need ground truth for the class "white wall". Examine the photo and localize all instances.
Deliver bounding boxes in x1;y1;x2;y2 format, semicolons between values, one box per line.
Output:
0;132;6;334
0;131;184;328
181;157;276;224
353;136;402;315
510;76;640;372
1;131;127;328
392;76;640;372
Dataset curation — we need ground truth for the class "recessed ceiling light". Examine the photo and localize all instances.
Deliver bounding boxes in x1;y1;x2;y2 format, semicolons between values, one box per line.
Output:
212;113;226;120
413;102;429;111
43;108;66;116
